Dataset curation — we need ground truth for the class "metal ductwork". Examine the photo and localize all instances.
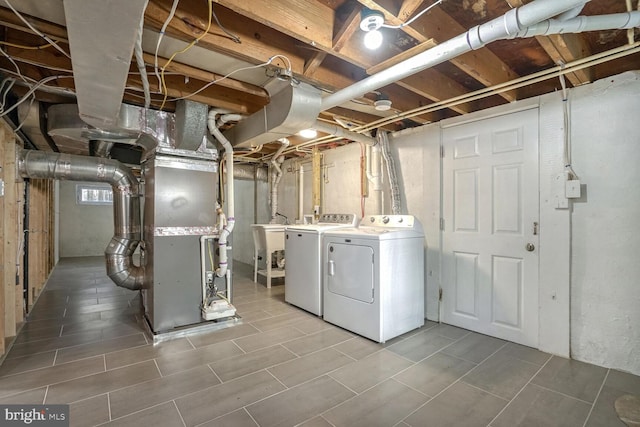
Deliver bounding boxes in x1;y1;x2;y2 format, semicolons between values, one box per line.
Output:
47;103;172;153
18;150;144;290
63;0;148;129
223;81;322;148
234;164;268;181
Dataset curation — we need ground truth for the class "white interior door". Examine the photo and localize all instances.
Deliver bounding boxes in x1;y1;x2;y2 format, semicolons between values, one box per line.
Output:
442;108;539;347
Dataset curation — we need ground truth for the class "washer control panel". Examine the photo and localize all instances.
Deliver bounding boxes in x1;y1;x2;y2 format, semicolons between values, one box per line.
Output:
318;213;358;226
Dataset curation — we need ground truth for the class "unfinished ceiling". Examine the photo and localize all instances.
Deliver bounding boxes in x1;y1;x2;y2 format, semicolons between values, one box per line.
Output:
0;0;638;158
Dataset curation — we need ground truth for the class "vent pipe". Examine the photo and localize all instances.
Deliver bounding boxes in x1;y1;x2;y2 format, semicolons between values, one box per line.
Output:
270;138;289;223
18;150;144;290
207;110;235;279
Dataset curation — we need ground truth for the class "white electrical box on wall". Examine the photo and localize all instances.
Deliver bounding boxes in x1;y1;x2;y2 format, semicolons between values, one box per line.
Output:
566;180;582;198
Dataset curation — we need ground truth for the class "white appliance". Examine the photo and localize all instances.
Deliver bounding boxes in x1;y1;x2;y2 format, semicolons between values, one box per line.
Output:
322;215;425;343
285;213;358;315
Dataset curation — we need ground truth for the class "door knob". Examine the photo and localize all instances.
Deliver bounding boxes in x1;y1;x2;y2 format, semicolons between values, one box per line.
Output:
525;243;535;252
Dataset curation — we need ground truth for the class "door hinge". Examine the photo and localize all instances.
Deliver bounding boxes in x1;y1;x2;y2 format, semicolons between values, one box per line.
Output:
440;145;444;158
439;288;443;301
440;218;445;231
372;288;375;299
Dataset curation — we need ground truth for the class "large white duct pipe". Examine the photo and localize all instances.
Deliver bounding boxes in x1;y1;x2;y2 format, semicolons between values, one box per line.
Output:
320;0;590;111
207;110;235;279
270;138;290;223
18;150;144;290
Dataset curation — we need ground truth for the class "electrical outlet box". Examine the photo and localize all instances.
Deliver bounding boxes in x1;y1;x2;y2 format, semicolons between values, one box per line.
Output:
565;180;581;198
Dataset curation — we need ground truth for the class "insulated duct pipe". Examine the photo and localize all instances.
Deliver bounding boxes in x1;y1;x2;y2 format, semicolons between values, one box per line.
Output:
207;110;235;279
18;150;144;290
320;0;591;111
313;121;376;146
270;138;290;223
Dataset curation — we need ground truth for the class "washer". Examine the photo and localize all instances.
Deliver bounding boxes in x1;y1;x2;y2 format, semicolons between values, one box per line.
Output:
322;215;425;343
285;213;358;316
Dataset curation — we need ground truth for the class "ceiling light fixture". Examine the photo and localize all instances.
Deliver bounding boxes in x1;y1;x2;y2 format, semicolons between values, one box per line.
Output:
374;93;392;111
298;128;318;138
360;9;384;50
359;1;444;50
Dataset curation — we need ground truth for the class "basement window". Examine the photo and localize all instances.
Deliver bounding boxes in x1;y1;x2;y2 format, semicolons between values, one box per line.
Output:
76;184;113;205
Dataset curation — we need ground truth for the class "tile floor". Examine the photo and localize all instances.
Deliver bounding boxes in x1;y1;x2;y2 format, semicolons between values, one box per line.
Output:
0;257;638;427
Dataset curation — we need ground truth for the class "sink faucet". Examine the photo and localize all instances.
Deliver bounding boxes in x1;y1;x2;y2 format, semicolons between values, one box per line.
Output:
275;212;290;225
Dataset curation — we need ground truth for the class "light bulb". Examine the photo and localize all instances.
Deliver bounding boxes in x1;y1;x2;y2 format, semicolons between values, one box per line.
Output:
364;29;383;50
298;128;317;138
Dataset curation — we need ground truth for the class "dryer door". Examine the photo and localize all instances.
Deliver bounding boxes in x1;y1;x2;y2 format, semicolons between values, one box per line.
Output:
326;242;374;303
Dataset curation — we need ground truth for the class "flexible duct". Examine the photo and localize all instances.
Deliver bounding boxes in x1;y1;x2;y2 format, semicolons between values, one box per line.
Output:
270;138;289;223
366;144;383;215
378;132;401;215
320;0;590;111
18;150;144;290
207;110;235;279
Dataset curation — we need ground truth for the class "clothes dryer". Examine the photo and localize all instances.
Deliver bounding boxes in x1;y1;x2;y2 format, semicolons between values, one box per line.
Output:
322;215;425;342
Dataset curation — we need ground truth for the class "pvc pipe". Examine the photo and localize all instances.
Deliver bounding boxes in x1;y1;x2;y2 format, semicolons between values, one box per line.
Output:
207;110;235;279
320;0;590;111
556;3;586;21
270;138;289;222
516;12;640;38
313;120;376;145
297;162;304;221
217;113;243;128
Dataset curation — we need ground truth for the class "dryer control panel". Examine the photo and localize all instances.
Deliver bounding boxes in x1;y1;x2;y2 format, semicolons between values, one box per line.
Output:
365;215;415;228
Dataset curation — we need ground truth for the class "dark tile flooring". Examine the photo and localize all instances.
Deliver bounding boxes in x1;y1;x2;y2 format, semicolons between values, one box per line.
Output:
0;257;638;426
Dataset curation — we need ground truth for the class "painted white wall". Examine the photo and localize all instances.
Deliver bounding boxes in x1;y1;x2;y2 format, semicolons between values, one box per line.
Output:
58;181;113;257
232;176;269;266
390;125;441;322
568;71;640;375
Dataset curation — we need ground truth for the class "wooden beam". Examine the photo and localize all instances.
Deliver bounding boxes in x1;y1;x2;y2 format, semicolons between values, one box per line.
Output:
398;0;427;22
332;5;361;54
2;121;17;338
303;51;327;78
213;0;335;50
0;121;5;354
